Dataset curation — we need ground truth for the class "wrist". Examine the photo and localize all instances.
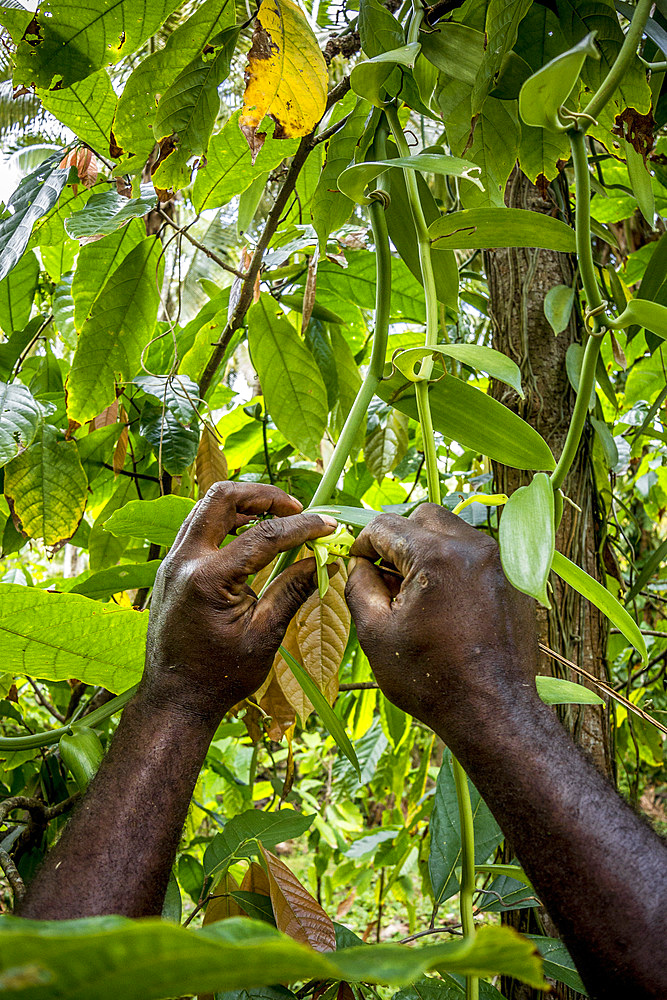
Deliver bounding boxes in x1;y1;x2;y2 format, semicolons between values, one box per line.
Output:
135;676;232;736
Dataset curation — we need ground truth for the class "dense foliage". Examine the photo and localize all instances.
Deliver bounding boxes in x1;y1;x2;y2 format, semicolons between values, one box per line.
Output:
0;0;666;997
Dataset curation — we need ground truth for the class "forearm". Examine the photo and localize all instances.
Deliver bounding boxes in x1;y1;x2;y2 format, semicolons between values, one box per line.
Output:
442;687;667;1000
19;688;219;919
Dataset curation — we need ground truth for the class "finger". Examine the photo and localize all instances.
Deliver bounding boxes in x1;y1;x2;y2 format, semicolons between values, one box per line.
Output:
174;482;304;554
350;513;426;577
345;557;393;637
409;501;481;540
252;558;337;638
221;512;337;581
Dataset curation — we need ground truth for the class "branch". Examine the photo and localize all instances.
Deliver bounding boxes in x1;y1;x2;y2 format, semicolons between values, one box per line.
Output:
157;209;247;279
26;678;66;723
198;76;351;398
0;847;25;907
0;794;80;826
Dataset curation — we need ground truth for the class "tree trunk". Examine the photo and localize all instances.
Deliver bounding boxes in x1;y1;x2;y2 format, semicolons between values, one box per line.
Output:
484;167;612;1000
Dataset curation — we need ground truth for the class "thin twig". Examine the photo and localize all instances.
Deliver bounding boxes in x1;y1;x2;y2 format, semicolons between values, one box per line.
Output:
399;923;463;944
157;209;247;279
0;794;80;826
26;678;66;723
339;682;379;691
0;847;25;907
101;462;161;484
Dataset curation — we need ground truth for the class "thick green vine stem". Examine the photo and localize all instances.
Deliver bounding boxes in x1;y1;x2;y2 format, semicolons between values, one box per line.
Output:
0;684;138;750
385;101;478;1000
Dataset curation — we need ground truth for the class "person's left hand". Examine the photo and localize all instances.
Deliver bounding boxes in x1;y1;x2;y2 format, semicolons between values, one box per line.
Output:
142;482;338;724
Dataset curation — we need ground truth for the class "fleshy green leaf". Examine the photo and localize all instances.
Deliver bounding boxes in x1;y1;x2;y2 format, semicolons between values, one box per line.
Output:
390;345;523;397
429;208;576;252
0;381;43;467
499;473;554;607
350;44;420;107
4;425;88;546
104;496;196;548
544;284;575;335
536;676;604;706
608;297;667;340
247;297;328;461
0;583;147;692
551;551;647;663
519;33;599;130
338;154;482;206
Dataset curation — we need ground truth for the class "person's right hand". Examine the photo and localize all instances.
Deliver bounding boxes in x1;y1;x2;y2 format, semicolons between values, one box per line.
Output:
345;504;540;749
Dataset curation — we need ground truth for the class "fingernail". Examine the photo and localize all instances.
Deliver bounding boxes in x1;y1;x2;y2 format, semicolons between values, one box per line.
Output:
288;494;303;510
348;556;358;572
318;514;338;528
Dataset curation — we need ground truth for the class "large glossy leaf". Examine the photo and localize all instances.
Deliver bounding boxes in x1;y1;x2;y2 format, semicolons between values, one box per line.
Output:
139;404;200;476
0;584;147;692
499;473;554;607
247;297;328;460
551;551;647;662
0;915;546;998
0;250;39;334
420;23;483;84
0;381;42;467
525;936;586;994
4;425;88;546
38;70;117;152
608;297;667;340
0;152;68;282
68;561;161;601
10;0;182;90
152;29;239;193
104;495;195;547
429;749;504;905
203;809;316;877
240;0;327;152
66;237;163;423
358;0;403;57
114;0;236;160
71;218;146;330
65;188;156;240
428;208;576;252
376;368;555;471
193;111;299;212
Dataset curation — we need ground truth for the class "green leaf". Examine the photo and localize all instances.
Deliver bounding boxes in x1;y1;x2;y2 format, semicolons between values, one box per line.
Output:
0;916;546;997
65;189;156;240
378;693;410;750
0;381;43;467
551;550;647;663
311;98;371;253
104;495;196;547
420;23;484;85
625;537;667;604
364;407;409;481
134;374;200;423
0;583;147;692
0;152;68;282
113;0;235;161
66;237;163;424
519;33;599;131
358;0;404;58
68;561;161;601
428;208;576;252
278;644;361;779
193;111;299;212
152;31;239;193
139;405;200;476
38;70;117;152
247;297;328;461
608;297;667;340
338;154;482;206
472;0;532;113
518;122;571;185
317;251;426;323
376;369;555;471
535;676;603;706
429;749;503;905
4;425;88;546
499;472;554;607
525;936;587;994
350;44;420;107
390;345;523;397
453;97;521;209
474;864;533;888
625;143;654;227
0;250;39;335
203;809;316;876
71;218;146;330
544;284;575;335
11;0;182;90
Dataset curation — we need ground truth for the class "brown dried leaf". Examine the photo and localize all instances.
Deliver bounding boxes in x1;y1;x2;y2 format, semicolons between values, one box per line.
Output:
203;872;243;925
259;844;336;952
89;400;118;431
259;670;297;741
196;424;228;495
296;559;349;704
610;332;627;370
241;861;271;897
301;250;319;334
113;411;128;475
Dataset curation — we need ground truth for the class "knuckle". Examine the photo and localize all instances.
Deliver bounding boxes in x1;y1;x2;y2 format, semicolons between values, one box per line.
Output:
206;480;234;500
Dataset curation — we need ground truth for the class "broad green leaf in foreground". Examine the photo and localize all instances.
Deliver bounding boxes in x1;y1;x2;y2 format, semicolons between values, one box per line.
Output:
376;369;555;471
499;473;554;607
551;551;647;662
0;584;147;692
428;208;576;252
0;381;42;467
104;495;196;548
519;33;599;131
71;219;146;330
4;425;88;546
0;915;546;1000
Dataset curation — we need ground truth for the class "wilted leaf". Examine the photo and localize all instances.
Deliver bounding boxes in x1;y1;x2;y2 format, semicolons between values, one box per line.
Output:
240;0;327;157
204;873;244;925
241;861;272;898
259;845;337;952
196;424;229;494
296;559;349;703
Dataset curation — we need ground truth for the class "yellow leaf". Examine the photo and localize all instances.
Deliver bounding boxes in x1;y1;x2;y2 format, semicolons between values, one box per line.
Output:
203;872;243;925
196;424;228;495
240;0;327;158
296;558;349;704
259;844;336;952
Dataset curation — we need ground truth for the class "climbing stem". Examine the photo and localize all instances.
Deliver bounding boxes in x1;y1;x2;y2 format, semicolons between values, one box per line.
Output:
386;100;477;999
0;684;138;750
585;0;652;124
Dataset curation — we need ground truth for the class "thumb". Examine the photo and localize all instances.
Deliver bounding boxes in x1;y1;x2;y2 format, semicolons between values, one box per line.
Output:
252;557;337;640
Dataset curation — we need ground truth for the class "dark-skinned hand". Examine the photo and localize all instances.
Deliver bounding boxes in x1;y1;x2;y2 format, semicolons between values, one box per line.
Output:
345;503;539;748
142;481;338;722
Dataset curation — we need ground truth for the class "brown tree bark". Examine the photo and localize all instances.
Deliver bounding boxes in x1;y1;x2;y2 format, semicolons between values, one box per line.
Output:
484;167;612;1000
